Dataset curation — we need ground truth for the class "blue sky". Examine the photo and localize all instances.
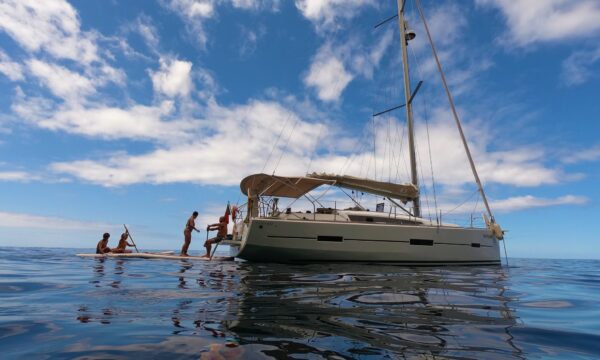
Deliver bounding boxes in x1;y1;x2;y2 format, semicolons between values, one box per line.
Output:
0;0;599;258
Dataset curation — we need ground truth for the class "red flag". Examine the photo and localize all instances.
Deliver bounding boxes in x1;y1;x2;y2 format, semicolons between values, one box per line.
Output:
231;205;238;221
223;202;231;224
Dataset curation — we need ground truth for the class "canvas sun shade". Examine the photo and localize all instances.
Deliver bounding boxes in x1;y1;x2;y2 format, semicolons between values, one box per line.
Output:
240;173;334;198
307;173;418;202
240;173;419;202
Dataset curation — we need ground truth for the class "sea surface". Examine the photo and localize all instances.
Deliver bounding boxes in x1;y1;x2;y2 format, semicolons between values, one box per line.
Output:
1;247;599;359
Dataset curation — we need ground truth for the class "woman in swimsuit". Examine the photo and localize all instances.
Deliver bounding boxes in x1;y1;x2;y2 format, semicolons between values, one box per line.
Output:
181;211;200;256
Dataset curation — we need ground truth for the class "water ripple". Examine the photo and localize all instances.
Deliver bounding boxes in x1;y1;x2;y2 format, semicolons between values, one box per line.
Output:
1;248;599;359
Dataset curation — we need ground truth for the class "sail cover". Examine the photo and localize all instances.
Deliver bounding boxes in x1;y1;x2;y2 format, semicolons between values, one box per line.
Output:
240;173;334;198
240;173;419;201
307;173;418;202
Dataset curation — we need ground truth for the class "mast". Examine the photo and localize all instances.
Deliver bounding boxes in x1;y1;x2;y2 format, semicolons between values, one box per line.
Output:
396;0;421;218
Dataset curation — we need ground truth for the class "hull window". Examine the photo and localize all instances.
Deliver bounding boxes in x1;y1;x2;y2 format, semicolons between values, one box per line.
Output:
471;243;481;248
410;239;434;246
317;235;344;242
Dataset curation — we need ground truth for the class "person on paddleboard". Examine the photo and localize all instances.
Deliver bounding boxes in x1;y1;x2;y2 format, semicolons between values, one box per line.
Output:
112;230;134;253
96;233;111;254
204;216;227;257
181;211;200;256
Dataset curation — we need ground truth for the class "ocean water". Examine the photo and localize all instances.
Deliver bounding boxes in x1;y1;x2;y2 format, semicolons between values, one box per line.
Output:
1;247;599;359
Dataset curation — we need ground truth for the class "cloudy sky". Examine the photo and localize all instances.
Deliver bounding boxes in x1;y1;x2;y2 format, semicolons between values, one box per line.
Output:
0;0;598;258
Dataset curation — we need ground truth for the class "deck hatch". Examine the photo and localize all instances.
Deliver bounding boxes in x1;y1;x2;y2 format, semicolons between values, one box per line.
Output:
318;235;344;242
410;239;434;246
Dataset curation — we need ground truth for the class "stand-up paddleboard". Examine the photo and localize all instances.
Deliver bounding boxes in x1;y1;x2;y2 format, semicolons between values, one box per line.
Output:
76;252;234;261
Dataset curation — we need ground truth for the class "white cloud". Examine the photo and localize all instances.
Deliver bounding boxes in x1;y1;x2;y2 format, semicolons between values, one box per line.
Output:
561;46;600;86
0;49;24;81
304;46;353;102
24;59;125;103
162;0;279;47
27;59;96;101
45;95;569;192
476;0;600;46
349;29;393;80
231;0;259;10
0;0;99;63
168;0;215;18
295;0;375;32
0;171;37;182
230;0;280;11
414;108;565;188
562;144;600;164
303;31;393;102
135;15;160;50
239;25;267;57
13;93;193;142
162;0;217;48
491;195;588;213
49;99;324;186
0;211;114;231
150;57;194;97
434;194;587;217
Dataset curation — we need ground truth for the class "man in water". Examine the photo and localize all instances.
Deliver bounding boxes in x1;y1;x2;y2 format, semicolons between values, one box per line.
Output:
204;216;227;257
181;211;200;256
96;233;111;254
112;230;134;253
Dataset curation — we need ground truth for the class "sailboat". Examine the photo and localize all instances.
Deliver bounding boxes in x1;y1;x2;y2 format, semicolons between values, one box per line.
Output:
227;0;505;265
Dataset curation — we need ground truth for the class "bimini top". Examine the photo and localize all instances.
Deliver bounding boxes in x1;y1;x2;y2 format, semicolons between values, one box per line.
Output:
240;172;418;202
240;173;334;198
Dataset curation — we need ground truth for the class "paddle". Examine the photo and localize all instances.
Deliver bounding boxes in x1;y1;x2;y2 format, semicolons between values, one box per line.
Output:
123;224;140;253
209;239;220;261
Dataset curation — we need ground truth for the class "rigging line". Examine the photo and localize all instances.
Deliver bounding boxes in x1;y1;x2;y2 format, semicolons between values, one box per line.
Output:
272;114;300;175
388;117;401;183
311;184;335;202
393;117;407;183
415;0;495;221
408;42;439;221
305;123;324;175
382;115;390;182
422;87;439;220
339;187;366;210
374;14;398;29
340;123;371;175
261;108;294;174
414;134;433;221
363;116;375;180
387;197;414;216
399;119;410;182
372;115;377;181
388;115;393;182
502;237;509;267
471;194;480;224
444;188;479;216
343;133;369;176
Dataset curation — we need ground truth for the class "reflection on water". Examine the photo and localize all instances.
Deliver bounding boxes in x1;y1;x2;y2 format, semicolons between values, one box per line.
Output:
0;248;599;359
227;263;522;359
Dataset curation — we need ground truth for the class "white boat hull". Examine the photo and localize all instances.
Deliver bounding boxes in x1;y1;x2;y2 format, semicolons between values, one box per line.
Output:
235;218;501;265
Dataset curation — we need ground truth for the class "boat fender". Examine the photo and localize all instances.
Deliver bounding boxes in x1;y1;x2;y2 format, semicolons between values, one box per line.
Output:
490;222;504;240
483;213;504;240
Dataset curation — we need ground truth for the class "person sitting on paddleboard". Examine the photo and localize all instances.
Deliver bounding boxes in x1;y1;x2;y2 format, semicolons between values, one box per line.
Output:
204;216;227;257
96;233;111;254
181;211;200;256
112;230;134;253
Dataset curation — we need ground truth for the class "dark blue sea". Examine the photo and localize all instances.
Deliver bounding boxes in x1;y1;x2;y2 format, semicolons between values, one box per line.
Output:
1;247;599;359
